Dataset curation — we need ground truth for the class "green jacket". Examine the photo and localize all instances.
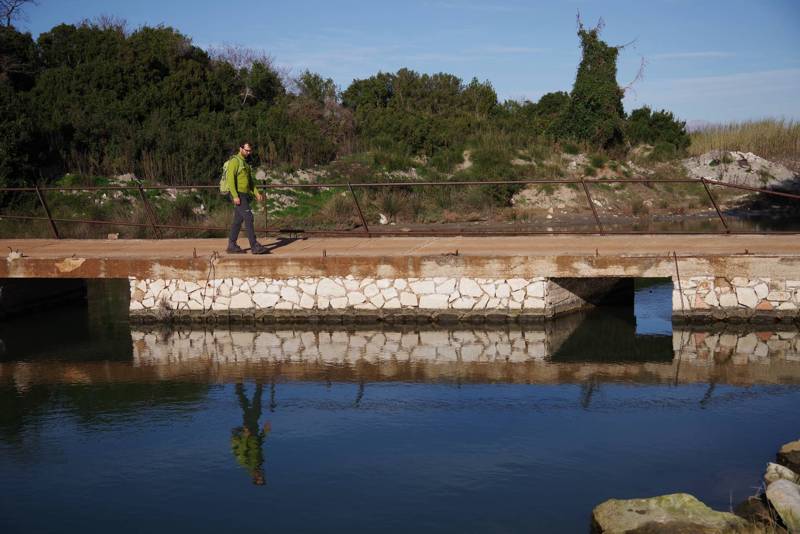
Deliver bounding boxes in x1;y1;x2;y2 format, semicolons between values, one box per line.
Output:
226;154;261;200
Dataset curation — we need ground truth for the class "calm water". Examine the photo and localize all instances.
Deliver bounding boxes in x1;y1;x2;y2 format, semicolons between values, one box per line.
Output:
1;281;799;533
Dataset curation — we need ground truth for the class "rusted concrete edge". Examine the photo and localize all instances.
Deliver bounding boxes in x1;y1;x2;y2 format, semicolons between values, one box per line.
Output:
3;254;799;280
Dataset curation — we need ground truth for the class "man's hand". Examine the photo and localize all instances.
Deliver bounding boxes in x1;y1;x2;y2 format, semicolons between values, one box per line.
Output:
233;196;241;206
255;192;263;202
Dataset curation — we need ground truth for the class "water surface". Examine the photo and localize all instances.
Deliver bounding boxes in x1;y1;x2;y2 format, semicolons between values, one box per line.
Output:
1;281;798;533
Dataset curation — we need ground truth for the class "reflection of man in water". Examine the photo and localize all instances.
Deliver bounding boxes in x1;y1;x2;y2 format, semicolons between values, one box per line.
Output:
231;382;271;485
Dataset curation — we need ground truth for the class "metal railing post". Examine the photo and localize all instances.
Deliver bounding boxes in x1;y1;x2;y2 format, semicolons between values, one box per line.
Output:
700;178;730;234
347;182;370;236
137;183;162;239
580;178;604;234
34;183;60;239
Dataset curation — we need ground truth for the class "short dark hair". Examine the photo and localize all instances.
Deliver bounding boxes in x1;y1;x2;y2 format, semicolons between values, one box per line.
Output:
239;141;252;149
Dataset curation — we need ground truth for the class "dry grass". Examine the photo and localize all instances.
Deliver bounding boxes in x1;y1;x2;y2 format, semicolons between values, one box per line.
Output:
689;119;800;169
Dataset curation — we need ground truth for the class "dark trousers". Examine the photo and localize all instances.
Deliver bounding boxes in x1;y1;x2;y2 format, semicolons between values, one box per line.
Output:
228;194;259;248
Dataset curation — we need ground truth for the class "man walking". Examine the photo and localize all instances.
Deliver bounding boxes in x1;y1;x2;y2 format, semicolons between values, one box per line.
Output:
226;142;269;254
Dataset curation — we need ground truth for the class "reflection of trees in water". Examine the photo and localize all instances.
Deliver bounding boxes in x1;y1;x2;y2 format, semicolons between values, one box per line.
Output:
231;382;271;486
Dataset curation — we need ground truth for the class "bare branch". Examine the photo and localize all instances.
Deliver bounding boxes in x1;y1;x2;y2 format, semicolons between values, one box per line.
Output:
1;0;38;27
622;56;647;95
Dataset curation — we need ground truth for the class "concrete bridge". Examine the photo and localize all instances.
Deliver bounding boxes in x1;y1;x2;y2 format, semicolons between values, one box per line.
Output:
1;235;799;323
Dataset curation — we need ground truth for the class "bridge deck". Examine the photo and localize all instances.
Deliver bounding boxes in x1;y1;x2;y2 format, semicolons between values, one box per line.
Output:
1;235;799;279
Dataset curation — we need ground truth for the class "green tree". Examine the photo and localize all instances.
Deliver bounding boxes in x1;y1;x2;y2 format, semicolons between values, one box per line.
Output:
552;19;626;148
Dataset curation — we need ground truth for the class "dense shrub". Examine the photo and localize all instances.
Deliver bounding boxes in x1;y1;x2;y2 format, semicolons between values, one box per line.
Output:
627;106;689;154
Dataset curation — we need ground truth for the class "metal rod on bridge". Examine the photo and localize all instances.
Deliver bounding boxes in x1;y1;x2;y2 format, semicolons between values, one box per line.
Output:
580;178;604;234
137;183;163;239
34;183;60;239
700;178;730;234
347;182;370;236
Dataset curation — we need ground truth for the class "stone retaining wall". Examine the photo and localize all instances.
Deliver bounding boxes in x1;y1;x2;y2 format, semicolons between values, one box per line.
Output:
128;274;800;323
129;276;564;319
673;276;800;322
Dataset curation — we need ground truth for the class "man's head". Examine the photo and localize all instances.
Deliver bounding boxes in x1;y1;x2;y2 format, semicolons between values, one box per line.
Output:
238;142;253;159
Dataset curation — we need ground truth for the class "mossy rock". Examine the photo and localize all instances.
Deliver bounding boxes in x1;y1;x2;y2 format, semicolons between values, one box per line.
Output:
592;493;748;533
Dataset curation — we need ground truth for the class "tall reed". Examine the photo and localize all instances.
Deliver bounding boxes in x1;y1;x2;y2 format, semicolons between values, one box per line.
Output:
689;119;800;167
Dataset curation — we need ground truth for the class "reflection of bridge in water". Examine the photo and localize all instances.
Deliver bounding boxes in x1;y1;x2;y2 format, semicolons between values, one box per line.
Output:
3;306;798;388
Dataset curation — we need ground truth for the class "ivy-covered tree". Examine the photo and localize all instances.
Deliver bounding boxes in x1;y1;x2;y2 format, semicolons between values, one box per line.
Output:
552;19;626;148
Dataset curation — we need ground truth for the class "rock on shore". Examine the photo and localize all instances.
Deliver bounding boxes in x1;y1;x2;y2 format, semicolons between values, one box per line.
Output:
591;493;747;533
778;440;800;473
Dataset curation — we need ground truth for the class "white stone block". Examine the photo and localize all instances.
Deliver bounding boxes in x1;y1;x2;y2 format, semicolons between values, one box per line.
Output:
768;291;791;302
172;290;189;303
300;282;317;296
419;294;448;309
150;279;166;296
754;283;769;300
459;278;483;297
377;279;392;289
394;279;408;290
130;300;144;311
523;298;545;309
399;292;418;307
778;302;797;310
252;282;267;293
317;296;330;309
410;280;435;295
508;278;528;291
704;291;719;307
369;294;385;309
280;287;300;304
719;293;739;308
229;293;253;309
526;282;545;298
347;292;366;305
186;299;204;311
355;303;377;310
253;293;279;309
384;298;401;309
496;284;511;298
509;301;522;309
435;279;456;294
448;291;461;303
487;298;501;308
731;277;750;287
735;287;759;309
511;290;525;303
286;279;298;287
452;297;476;310
318;278;346;298
381;287;398;300
275;301;294;310
364;284;379;298
481;283;496;297
142;297;154;308
299;294;315;309
344;279;361;291
474;295;489;310
266;283;280;294
330;297;348;309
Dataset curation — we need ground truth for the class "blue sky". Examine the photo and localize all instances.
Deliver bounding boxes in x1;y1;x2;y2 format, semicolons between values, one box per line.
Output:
21;0;800;123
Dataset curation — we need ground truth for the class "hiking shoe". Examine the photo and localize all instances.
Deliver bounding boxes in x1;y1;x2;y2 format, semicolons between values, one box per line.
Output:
251;244;270;255
226;245;245;254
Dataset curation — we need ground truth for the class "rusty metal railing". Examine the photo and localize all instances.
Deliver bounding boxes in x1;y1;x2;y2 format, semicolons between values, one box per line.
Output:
1;177;798;239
